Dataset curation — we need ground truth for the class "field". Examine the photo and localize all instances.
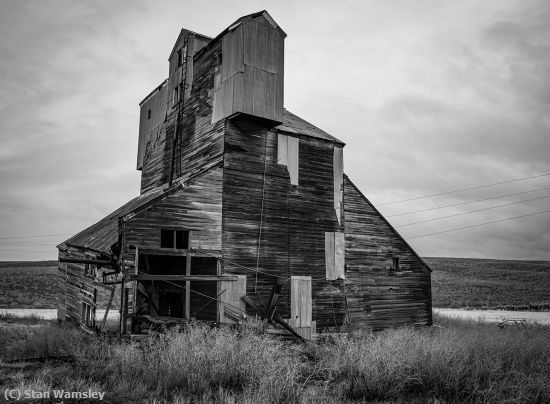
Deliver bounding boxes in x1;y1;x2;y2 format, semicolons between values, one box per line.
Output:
426;257;550;310
1;258;549;311
0;258;550;310
0;261;117;310
0;314;549;403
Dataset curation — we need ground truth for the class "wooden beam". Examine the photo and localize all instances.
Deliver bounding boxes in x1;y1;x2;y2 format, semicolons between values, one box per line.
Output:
138;247;221;258
100;286;116;330
129;274;237;282
59;257;114;266
185;254;191;320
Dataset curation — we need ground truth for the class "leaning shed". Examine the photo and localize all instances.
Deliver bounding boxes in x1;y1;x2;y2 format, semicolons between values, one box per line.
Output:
57;11;432;339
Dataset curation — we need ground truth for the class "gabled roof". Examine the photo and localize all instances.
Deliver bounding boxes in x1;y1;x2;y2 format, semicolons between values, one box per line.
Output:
58;185;178;254
169;28;213;61
279;110;345;146
194;10;286;61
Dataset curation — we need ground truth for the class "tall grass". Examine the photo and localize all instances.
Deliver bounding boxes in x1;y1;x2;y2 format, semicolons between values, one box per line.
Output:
1;316;549;403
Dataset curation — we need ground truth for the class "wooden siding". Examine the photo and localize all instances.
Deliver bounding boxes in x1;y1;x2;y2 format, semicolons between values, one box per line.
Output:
137;82;167;170
222;119;345;330
122;167;223;324
140;40;224;194
343;176;432;331
57;247;119;325
213;15;284;123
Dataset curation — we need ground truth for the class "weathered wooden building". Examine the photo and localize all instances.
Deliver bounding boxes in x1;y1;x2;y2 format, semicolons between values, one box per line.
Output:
57;11;432;338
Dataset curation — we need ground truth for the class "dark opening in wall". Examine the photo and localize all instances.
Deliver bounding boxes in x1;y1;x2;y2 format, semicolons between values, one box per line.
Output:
392;257;400;271
160;229;190;249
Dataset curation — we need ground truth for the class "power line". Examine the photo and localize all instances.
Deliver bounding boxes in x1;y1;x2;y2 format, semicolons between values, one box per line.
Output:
0;249;54;252
378;173;550;206
395;195;550;227
406;209;550;239
0;233;70;240
387;187;550;217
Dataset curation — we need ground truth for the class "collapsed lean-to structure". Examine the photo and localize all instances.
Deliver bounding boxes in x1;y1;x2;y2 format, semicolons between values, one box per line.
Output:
57;11;432;339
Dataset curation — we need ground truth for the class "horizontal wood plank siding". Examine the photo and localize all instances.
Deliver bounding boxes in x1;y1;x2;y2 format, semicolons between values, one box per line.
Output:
222;119;345;329
343;176;432;331
123;167;223;324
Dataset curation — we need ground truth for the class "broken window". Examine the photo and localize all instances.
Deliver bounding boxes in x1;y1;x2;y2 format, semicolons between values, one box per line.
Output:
277;134;299;185
173;86;179;105
160;229;190;249
213;52;222;89
147;109;151;120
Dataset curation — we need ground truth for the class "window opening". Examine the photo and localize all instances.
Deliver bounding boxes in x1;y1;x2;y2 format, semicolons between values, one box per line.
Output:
160;229;189;249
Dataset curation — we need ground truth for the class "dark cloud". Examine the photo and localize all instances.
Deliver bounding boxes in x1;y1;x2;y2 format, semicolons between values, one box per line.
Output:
0;0;548;260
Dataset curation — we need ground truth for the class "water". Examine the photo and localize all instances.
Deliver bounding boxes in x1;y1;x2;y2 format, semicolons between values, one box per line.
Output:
2;308;549;325
0;308;119;321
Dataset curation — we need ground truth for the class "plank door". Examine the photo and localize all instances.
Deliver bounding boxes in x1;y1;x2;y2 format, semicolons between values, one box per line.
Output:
219;275;247;323
290;276;312;339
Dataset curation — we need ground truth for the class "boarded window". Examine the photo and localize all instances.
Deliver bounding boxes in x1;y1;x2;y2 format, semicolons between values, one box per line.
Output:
290;276;312;339
333;146;343;225
277;134;299;185
219;275;247;323
325;232;345;280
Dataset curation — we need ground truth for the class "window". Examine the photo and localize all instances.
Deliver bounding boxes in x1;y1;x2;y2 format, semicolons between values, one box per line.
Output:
213;52;222;89
392;257;400;271
147;109;151;120
161;229;189;249
173;86;179;105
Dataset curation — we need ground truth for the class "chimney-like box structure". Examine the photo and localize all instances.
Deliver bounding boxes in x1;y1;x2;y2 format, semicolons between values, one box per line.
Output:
212;12;285;125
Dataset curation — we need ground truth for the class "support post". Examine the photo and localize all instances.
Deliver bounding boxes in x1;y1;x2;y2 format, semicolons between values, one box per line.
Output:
185;254;191;320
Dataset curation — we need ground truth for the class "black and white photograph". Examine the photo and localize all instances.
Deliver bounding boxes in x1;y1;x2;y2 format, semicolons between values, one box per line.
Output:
0;1;549;402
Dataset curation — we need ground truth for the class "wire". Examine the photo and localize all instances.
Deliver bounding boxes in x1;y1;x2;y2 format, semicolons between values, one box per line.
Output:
406;209;550;239
0;249;54;252
196;248;288;279
395;195;550;227
255;133;269;293
386;187;550;217
0;233;70;240
378;173;550;205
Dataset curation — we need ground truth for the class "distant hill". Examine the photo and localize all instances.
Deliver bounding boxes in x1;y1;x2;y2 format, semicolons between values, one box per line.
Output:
1;258;549;310
426;257;550;310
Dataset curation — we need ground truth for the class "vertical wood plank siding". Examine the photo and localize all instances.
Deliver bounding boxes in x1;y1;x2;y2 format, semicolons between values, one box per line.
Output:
222;119;345;329
343;176;432;330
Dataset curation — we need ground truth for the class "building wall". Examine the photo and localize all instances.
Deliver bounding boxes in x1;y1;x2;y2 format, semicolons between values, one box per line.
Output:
222;118;346;330
57;247;119;326
140;39;224;194
137;82;167;170
343;176;432;331
213;14;284;123
122;166;223;326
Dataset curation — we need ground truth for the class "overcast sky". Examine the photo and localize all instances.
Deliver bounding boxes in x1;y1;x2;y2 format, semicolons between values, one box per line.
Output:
1;0;549;261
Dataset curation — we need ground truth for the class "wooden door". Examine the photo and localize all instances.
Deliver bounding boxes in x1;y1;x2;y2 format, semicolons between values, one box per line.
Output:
290;276;312;339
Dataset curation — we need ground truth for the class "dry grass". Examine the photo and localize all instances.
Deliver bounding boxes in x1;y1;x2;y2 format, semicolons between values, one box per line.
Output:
1;315;549;403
